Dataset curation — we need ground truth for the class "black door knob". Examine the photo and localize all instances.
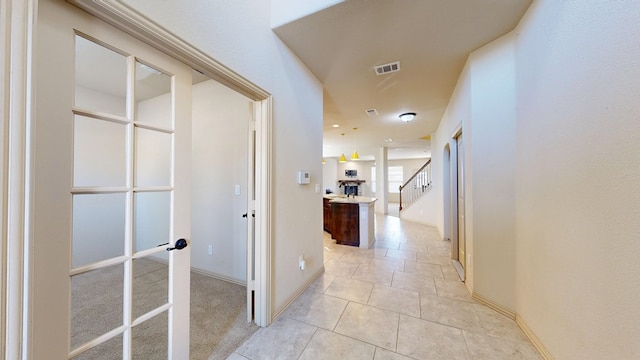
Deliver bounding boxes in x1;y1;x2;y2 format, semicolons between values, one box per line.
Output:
166;238;188;251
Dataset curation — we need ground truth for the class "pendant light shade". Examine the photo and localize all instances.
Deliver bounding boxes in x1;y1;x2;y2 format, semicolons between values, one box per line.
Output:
338;132;347;163
351;127;359;161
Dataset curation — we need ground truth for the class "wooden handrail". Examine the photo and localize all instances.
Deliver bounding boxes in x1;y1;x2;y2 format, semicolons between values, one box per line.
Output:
399;159;432;211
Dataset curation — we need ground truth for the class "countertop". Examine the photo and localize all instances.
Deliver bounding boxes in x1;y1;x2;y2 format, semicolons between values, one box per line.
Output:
324;194;377;204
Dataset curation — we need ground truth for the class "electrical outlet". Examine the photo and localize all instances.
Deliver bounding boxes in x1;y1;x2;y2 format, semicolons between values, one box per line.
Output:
208;245;213;255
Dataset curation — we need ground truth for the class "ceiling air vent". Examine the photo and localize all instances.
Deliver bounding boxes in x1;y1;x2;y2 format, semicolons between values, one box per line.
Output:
374;61;400;75
365;109;379;117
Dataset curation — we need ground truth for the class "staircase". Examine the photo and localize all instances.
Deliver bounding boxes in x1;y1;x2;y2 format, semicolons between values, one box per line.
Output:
399;159;432;211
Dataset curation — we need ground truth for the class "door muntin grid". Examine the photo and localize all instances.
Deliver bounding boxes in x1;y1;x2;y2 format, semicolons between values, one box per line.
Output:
71;33;176;358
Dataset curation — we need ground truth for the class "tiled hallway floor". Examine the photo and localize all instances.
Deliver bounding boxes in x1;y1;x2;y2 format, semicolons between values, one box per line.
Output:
229;215;541;360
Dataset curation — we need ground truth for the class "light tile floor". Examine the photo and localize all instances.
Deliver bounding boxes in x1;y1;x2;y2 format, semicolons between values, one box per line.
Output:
230;214;541;360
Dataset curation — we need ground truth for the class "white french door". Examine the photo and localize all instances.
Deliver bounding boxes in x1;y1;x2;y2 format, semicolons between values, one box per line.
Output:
31;1;191;359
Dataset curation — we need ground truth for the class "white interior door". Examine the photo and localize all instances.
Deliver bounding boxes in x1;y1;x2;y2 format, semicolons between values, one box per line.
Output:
31;1;191;358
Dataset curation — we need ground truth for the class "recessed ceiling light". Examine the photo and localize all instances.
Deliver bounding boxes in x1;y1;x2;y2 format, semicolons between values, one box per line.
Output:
384;138;393;142
332;124;340;128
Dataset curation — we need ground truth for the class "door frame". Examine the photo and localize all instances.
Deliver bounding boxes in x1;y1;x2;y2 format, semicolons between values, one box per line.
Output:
449;125;465;281
2;0;37;358
3;0;273;357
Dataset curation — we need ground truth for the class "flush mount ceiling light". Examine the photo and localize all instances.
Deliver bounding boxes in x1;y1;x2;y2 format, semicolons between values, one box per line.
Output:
399;112;416;122
332;124;340;128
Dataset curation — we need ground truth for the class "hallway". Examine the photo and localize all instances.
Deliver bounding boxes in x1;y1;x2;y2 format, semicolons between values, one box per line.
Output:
230;214;540;359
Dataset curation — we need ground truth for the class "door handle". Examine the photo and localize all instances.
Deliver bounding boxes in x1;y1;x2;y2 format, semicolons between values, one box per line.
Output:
166;238;188;251
242;213;255;218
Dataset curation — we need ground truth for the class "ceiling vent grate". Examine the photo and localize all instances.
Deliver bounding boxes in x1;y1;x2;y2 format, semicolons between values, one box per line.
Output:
374;61;400;75
365;109;379;116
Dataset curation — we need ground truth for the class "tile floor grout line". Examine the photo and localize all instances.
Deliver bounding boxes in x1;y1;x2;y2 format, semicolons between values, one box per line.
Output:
295;326;320;360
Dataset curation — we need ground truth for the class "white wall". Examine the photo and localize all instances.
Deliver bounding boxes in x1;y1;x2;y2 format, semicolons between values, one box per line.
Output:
121;0;325;316
271;0;343;28
467;33;517;311
191;80;249;283
322;157;338;194
513;1;640;359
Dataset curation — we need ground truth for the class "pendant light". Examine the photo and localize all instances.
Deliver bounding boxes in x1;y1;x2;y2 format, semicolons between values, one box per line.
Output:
338;133;347;163
351;127;359;160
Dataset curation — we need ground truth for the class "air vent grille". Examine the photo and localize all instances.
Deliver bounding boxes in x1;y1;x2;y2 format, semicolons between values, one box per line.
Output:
374;61;400;75
365;109;379;116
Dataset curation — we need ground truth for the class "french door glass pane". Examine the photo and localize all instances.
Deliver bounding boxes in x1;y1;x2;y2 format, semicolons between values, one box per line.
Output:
136;61;172;129
74;115;127;187
131;311;168;360
75;35;127;116
132;258;168;319
71;264;124;350
70;334;123;360
135;127;172;187
134;191;171;252
72;193;126;268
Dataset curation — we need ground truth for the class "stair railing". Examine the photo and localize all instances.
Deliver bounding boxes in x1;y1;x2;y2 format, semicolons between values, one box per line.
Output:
399;159;432;211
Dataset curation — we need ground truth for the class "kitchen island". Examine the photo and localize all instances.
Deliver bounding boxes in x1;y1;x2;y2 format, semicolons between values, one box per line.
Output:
323;195;376;248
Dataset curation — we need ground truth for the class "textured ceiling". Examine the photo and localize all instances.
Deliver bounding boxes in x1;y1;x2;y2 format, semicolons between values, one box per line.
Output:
273;0;532;160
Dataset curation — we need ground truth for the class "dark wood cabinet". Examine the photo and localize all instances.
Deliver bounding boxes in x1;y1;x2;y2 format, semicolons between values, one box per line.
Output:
323;197;332;233
328;202;359;247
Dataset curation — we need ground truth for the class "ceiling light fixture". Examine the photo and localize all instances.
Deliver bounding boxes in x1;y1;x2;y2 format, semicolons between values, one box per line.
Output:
399;112;416;122
332;124;340;128
351;128;359;161
339;133;347;163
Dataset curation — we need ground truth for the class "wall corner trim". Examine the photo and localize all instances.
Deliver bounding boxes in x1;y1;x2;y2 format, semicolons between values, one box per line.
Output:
471;292;553;360
515;314;555;360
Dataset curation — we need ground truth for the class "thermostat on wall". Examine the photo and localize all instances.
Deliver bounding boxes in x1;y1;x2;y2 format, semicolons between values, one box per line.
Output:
298;171;311;184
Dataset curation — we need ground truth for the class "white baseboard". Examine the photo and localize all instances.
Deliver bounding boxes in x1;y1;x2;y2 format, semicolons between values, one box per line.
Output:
190;267;246;287
471;292;516;319
270;266;325;322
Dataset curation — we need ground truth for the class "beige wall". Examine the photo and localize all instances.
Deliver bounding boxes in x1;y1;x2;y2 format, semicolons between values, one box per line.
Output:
513;1;640;358
428;1;640;358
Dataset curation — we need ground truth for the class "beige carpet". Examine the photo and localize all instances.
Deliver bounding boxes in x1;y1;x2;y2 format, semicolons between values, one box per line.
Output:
71;258;258;359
